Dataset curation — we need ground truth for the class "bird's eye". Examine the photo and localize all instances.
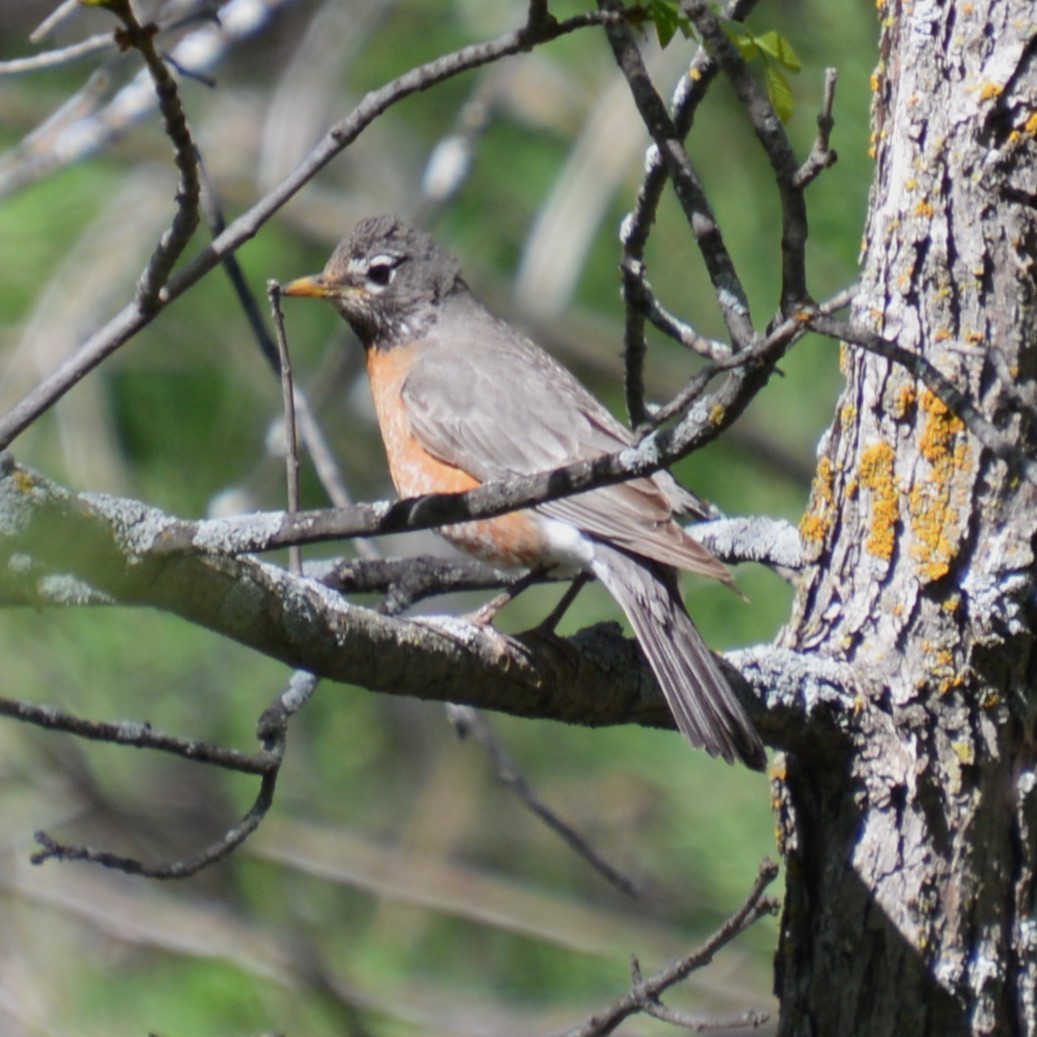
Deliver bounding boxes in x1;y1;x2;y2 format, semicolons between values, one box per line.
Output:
365;256;397;288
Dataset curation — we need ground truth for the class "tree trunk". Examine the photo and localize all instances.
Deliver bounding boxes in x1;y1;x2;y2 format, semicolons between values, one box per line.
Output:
775;2;1037;1034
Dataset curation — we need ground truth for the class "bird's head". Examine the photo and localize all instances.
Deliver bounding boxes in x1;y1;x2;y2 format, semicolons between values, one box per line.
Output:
282;214;465;348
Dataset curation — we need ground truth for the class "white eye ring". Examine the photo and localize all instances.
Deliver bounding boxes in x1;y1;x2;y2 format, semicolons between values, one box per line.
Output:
365;253;399;289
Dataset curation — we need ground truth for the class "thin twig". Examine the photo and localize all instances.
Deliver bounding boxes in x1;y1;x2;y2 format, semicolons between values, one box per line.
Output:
320;555;524;603
449;706;642;898
617;0;761;424
30;0;79;42
631;955;769;1031
101;0;201;311
620;257;732;361
793;67;839;189
0;6;627;450
0;694;276;773
28;670;322;879
638;285;856;433
0;32;113;75
599;0;754;353
196;154;373;542
681;0;812;313
553;859;779;1036
32;768;279;879
269;282;303;575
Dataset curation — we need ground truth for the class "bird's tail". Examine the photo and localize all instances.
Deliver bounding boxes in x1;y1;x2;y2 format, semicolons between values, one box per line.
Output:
590;542;765;770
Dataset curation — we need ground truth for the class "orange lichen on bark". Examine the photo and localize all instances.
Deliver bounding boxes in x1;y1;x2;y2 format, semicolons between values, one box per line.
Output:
859;441;898;560
893;382;918;419
800;455;836;543
908;391;970;582
918;390;965;461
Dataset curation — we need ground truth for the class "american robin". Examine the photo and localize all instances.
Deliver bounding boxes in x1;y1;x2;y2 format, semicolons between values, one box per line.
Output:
283;215;764;770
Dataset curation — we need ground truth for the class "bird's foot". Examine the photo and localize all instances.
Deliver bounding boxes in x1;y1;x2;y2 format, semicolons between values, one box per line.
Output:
464;589;513;627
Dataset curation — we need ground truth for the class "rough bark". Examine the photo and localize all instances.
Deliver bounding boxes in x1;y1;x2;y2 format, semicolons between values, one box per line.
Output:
776;2;1037;1034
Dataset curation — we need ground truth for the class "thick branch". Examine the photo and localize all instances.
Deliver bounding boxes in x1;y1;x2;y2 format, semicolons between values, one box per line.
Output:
0;458;844;747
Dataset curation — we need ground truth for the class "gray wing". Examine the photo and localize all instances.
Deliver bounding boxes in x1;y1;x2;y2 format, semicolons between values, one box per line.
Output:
401;298;729;581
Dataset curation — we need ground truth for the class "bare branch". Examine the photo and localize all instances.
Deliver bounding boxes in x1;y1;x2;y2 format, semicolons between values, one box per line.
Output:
0;695;276;774
32;767;278;879
99;0;201;312
553;859;779;1036
0;32;112;74
636;286;854;437
268;282;303;575
28;670;322;879
620;257;732;362
0;457;847;745
0;6;626;450
794;67;839;189
316;555;527;607
695;516;806;572
681;0;813;313
617;0;762;424
449;705;642;898
599;0;755;353
810;314;1037;486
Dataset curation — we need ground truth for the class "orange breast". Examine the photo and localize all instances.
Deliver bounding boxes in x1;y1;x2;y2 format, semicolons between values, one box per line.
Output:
366;345;548;567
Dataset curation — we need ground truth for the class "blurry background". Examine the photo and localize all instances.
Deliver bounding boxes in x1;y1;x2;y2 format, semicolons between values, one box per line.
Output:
0;1;874;1033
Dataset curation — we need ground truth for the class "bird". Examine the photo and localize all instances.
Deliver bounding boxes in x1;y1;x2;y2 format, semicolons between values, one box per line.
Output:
283;215;765;770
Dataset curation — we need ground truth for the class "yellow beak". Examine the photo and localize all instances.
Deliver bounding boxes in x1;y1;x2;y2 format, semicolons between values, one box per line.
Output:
281;274;333;299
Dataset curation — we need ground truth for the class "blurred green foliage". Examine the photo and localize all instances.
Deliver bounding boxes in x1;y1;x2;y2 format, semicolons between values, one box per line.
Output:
0;0;876;1033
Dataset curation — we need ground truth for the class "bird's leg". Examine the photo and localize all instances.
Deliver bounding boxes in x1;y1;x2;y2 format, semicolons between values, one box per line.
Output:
535;572;591;635
464;567;549;626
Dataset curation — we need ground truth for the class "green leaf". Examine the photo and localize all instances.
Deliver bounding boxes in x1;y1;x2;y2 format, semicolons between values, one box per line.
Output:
719;21;801;119
754;30;803;73
643;0;693;49
728;30;759;63
765;63;795;124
